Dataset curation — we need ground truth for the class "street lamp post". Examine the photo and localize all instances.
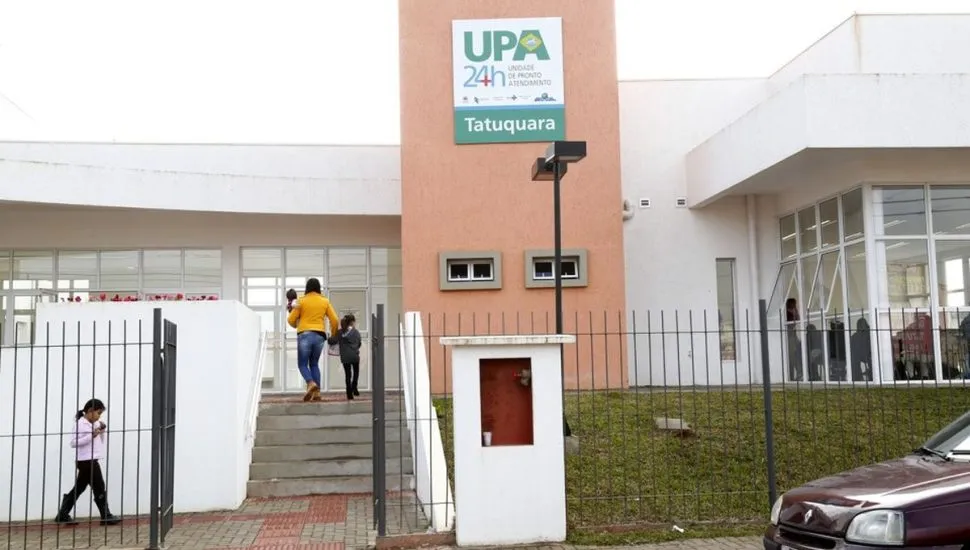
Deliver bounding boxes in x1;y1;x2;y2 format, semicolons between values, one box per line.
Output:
531;140;587;437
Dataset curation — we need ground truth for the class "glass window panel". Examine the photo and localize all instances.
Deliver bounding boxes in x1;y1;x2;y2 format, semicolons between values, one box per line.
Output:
818;198;840;249
842;188;864;241
797;207;818;254
328;289;368;332
848;311;872;382
715;259;736;361
246;288;280;307
799;255;819;316
13;251;54;290
810;252;840;313
827;255;845;316
185;249;222;290
780;215;797;260
934;241;970;307
873;186;927;237
254;309;280;389
370;248;402;286
374;285;403;389
57;251;98;290
99;251;140;290
0;250;10;290
286;249;326;286
242;248;282;278
328;248;366;286
879;239;930;308
143;249;182;290
845;242;868;313
767;262;798;316
882;311;936;381
326;337;371;394
808;251;842;314
930;186;970;235
245;277;280;287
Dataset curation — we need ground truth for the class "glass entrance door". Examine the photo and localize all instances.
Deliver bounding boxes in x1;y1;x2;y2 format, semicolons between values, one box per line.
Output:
3;290;57;345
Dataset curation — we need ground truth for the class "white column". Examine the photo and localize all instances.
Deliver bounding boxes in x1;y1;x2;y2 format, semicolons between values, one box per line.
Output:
441;334;573;547
222;244;241;302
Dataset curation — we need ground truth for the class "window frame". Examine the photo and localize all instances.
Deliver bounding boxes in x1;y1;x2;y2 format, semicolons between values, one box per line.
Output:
439;251;503;291
447;260;494;282
531;257;580;281
524;249;589;289
715;258;738;362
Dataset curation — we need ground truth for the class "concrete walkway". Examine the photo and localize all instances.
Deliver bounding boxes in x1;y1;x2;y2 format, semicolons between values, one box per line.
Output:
2;492;761;550
2;493;427;550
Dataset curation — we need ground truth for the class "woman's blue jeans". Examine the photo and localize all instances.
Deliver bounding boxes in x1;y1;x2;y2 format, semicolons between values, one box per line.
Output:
297;331;325;387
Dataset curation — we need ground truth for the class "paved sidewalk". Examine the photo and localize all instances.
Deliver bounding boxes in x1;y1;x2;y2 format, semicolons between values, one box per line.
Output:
2;493;428;550
2;491;761;550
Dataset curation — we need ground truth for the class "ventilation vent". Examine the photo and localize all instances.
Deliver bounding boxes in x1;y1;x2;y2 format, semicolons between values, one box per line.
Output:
639;198;651;208
675;197;688;208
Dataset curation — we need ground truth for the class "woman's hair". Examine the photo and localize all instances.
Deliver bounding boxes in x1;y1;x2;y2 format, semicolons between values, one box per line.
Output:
286;288;298;301
340;316;349;333
305;278;322;295
76;398;106;420
345;314;355;324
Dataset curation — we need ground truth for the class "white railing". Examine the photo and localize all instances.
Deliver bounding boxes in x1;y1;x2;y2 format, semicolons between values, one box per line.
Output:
399;312;456;532
246;330;268;442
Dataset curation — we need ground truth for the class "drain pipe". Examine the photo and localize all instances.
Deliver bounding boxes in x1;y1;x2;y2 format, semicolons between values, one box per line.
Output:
746;194;762;380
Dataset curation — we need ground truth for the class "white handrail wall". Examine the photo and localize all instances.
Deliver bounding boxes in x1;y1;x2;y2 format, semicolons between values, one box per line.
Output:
400;312;456;532
246;330;268;442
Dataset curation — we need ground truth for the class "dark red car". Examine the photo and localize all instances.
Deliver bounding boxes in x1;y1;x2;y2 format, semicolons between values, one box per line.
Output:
765;411;970;549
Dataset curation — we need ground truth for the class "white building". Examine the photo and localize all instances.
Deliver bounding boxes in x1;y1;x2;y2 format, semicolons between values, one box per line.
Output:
0;143;404;392
622;13;970;385
2;13;970;388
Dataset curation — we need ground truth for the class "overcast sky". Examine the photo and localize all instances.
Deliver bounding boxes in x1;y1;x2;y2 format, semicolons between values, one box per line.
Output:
0;0;968;144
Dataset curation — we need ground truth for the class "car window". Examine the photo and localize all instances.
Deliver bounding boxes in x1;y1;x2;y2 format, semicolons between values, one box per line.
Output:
924;411;970;454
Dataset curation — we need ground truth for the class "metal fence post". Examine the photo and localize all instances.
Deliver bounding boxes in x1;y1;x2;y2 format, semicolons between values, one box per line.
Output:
371;304;387;537
148;308;163;550
759;299;778;509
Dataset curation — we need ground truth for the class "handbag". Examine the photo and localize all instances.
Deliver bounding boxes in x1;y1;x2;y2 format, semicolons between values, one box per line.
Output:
327;341;340;357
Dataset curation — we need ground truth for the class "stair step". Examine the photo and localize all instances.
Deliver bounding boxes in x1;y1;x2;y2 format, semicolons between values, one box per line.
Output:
257;412;405;430
258;400;407;416
247;474;414;497
252;442;409;462
250;457;414;480
254;427;409;446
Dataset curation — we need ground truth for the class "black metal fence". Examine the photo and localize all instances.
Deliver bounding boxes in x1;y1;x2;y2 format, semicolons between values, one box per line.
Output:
373;302;970;532
0;308;177;550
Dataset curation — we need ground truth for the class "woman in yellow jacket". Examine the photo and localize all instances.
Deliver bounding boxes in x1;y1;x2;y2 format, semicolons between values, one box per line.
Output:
287;278;340;401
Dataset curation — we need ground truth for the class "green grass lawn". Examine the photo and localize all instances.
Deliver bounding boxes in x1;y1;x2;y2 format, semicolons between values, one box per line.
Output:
433;387;970;542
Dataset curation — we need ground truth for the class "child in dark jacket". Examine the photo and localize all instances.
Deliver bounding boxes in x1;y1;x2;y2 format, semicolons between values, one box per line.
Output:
330;314;362;400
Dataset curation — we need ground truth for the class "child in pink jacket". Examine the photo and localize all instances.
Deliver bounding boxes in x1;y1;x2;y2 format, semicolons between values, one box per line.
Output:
55;398;121;526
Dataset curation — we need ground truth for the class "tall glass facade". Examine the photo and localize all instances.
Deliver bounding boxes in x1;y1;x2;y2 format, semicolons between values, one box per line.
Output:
768;188;866;383
770;184;970;383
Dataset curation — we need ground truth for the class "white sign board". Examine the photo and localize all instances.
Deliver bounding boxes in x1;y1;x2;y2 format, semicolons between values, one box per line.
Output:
451;17;565;144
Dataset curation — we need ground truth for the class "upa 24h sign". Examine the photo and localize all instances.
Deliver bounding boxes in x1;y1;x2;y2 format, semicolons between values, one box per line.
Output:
451;17;565;145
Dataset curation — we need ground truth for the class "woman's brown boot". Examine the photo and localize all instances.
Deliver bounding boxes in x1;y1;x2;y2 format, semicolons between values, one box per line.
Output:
303;381;319;402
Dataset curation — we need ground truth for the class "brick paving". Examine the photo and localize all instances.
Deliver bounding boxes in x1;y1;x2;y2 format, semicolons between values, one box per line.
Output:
0;492;429;550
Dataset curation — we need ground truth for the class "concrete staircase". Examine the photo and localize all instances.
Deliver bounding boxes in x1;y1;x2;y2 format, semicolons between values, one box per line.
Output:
248;399;414;497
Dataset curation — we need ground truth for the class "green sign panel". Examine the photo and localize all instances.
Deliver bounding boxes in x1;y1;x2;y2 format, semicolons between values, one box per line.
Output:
451;17;565;144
